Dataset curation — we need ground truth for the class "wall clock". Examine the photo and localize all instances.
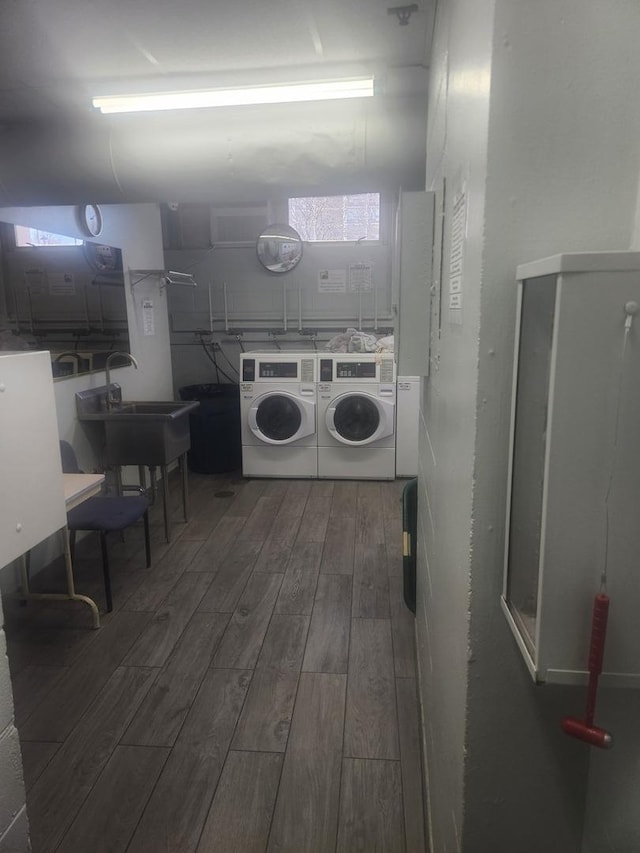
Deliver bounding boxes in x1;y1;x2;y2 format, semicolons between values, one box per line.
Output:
77;204;103;237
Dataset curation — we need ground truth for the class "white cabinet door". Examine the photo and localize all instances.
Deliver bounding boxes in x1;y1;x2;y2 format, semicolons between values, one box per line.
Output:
0;350;66;568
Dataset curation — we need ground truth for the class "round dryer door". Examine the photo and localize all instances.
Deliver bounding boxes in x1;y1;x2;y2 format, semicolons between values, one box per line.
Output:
249;392;315;445
327;392;395;446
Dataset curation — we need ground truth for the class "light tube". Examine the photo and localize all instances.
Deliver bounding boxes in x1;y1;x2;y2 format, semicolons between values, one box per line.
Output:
92;77;374;114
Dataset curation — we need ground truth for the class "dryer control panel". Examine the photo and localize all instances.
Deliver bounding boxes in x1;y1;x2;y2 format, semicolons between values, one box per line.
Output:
241;353;317;383
259;361;298;378
320;355;395;383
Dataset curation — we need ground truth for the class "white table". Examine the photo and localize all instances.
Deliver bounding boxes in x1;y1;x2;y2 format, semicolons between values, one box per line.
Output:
64;473;105;510
19;473;105;629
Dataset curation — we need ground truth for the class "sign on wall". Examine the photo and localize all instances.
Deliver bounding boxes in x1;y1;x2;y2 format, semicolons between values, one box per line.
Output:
349;262;373;292
448;183;466;326
48;272;76;297
318;269;347;293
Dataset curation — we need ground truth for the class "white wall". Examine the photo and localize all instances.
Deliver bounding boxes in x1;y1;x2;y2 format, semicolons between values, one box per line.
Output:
417;0;640;850
473;2;640;851
415;0;494;849
396;191;433;377
583;37;640;845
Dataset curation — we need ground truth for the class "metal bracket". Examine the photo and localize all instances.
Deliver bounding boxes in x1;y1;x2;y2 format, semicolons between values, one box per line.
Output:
129;269;197;288
387;3;418;25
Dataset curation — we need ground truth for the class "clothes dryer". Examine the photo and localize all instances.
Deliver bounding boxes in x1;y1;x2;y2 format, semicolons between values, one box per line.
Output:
240;351;317;477
317;353;396;479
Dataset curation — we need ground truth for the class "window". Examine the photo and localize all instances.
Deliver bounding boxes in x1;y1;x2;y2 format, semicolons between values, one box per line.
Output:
14;225;83;247
288;193;380;242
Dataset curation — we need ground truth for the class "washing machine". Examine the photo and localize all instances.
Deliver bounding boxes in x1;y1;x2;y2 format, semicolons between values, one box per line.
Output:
317;353;396;479
240;351;318;478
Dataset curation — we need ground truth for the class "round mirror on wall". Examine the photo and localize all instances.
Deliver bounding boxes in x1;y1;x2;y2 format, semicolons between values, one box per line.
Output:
256;224;303;273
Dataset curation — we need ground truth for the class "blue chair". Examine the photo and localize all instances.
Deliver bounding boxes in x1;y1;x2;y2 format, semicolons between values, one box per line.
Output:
60;441;151;612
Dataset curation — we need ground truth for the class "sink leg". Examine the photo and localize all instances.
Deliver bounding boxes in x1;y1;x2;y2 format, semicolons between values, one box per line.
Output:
162;464;171;543
181;452;189;522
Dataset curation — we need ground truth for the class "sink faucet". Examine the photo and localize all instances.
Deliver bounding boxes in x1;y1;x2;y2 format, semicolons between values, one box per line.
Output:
105;351;139;409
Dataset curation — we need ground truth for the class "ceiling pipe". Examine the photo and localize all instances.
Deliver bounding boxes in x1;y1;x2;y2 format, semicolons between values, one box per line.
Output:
0;85;427;206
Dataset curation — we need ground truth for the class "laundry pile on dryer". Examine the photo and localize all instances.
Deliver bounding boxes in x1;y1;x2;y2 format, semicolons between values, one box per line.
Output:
325;328;394;354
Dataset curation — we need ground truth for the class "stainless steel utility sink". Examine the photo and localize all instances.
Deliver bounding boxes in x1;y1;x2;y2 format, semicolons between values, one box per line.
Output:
76;385;199;467
108;402;191;417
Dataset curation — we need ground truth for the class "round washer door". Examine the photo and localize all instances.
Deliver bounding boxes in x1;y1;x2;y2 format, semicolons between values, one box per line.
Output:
326;392;395;446
248;391;316;445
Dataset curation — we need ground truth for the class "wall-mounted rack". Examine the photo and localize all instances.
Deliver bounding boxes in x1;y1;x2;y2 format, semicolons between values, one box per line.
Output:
90;273;126;287
168;315;393;337
129;269;197;288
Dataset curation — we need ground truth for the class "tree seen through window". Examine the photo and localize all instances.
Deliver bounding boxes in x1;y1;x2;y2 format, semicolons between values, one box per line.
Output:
288;193;380;241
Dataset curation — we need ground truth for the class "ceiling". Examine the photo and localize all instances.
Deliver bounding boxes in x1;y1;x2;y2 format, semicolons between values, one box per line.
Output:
0;0;434;205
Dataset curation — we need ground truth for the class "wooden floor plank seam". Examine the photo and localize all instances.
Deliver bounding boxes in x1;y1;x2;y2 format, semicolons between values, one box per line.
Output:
187;674;259;853
6;473;425;853
330;489;355;849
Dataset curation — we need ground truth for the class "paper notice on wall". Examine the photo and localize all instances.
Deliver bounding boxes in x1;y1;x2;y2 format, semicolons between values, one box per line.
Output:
318;269;347;293
349;262;373;292
48;272;76;296
448;187;466;325
142;299;155;336
24;269;45;293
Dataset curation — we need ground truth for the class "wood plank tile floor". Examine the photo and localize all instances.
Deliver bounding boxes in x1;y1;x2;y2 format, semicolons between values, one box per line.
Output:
4;473;427;853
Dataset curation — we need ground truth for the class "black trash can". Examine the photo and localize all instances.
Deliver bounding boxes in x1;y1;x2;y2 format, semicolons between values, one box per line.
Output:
402;477;418;613
178;383;242;474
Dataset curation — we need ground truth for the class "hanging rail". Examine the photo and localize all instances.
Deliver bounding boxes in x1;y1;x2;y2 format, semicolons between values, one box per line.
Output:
129;269;197;288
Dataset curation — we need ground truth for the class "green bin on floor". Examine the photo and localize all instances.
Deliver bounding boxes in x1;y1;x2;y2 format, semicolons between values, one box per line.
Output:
402;477;417;613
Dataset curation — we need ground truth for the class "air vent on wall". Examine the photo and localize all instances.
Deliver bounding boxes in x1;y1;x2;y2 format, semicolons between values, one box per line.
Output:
210;206;269;245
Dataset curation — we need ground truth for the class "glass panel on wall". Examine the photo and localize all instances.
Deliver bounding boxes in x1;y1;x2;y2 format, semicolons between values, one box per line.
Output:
0;223;129;378
506;277;557;654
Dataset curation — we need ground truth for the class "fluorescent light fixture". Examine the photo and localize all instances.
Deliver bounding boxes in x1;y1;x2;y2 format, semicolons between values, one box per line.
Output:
92;77;375;114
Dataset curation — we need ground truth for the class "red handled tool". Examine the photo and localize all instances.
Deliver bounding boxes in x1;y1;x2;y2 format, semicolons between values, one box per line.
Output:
561;592;613;749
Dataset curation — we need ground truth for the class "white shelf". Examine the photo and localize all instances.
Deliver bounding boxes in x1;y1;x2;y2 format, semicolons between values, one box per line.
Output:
516;250;640;280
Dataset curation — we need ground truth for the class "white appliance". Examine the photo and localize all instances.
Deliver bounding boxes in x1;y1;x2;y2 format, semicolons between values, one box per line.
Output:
317;353;396;480
240;351;317;478
395;376;421;477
